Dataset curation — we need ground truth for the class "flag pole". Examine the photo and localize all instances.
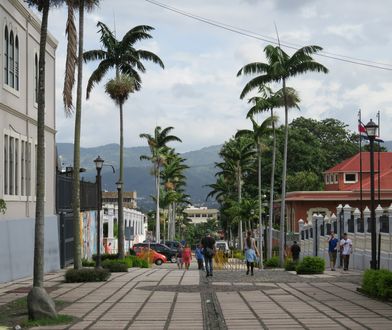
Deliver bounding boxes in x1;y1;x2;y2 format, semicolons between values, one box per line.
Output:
358;109;363;223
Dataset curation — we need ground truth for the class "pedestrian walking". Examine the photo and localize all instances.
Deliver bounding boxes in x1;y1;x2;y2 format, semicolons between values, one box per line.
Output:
104;242;112;254
195;244;205;270
183;243;192;270
290;241;301;262
177;243;184;269
201;231;216;277
340;233;353;271
327;231;339;270
244;230;258;275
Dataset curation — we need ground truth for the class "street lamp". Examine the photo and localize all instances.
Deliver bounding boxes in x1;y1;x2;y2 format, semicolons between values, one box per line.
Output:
94;156;104;268
365;119;378;269
116;180;123;253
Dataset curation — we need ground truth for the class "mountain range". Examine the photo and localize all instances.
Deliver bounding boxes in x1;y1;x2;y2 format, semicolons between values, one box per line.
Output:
57;143;222;210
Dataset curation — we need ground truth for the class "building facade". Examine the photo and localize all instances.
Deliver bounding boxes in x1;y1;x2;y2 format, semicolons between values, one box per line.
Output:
0;0;59;282
184;206;219;224
102;191;137;209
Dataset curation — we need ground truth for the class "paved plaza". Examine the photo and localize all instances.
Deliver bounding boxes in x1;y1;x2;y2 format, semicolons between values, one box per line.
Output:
1;263;392;329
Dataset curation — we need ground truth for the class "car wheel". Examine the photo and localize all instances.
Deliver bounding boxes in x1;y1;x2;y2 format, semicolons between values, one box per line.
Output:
155;259;163;266
170;256;177;263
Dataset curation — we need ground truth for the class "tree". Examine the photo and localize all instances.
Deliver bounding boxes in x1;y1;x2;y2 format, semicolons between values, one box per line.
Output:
25;0;60;320
287;171;323;191
238;44;328;265
236;115;275;260
63;0;100;270
84;21;164;258
140;126;181;242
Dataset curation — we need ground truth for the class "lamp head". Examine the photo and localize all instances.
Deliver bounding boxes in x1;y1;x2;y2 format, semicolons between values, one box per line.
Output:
94;155;104;169
365;119;378;138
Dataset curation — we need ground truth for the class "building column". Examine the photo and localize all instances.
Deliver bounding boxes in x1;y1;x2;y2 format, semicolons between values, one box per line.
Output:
343;204;351;234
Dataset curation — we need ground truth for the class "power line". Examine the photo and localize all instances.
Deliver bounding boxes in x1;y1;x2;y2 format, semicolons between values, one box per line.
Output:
144;0;392;72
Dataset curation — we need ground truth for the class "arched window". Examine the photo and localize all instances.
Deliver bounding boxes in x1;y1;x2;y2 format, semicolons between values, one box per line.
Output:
34;53;38;102
15;36;19;90
4;26;8;85
9;31;14;88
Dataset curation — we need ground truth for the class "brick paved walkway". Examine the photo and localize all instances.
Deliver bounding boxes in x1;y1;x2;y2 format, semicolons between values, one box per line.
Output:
1;266;392;329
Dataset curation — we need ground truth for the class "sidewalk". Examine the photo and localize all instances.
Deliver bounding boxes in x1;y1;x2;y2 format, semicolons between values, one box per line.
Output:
1;265;392;329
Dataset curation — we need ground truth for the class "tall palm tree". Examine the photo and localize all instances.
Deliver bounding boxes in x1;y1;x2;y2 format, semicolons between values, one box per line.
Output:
218;136;255;248
247;86;300;258
238;44;328;265
84;22;164;258
236;116;275;261
25;0;59;320
63;0;100;270
140;126;182;242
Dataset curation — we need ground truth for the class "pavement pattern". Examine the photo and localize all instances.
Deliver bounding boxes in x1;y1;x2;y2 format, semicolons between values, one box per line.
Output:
1;264;392;330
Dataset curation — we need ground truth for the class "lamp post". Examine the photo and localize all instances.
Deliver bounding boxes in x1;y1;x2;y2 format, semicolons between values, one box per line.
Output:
94;156;104;268
365;119;378;269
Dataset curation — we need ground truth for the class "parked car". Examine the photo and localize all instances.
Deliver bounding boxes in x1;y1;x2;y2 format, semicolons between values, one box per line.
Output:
162;240;181;250
133;243;177;263
134;247;167;265
215;240;230;256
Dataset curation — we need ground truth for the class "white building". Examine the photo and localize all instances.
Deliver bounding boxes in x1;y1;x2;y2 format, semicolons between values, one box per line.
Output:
184;206;219;224
0;0;59;282
103;204;147;252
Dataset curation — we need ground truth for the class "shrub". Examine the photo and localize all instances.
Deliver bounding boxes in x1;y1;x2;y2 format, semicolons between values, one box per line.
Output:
264;256;280;268
92;253;119;261
284;259;297;271
232;250;244;260
362;269;392;300
65;268;110;282
296;256;325;274
129;249;136;256
82;259;95;267
127;255;150;268
102;259;131;272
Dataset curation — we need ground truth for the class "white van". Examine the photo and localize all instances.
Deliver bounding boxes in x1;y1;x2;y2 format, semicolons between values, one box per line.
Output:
215;240;230;256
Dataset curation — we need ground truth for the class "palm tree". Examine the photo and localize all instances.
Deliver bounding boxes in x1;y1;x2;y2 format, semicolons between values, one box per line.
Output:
25;0;59;320
63;0;100;270
140;126;182;242
247;86;300;258
84;22;164;258
236;116;275;261
218;136;255;248
238;44;328;265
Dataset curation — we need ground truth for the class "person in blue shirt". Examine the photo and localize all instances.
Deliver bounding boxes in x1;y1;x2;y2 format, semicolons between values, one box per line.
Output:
195;243;204;270
327;231;339;271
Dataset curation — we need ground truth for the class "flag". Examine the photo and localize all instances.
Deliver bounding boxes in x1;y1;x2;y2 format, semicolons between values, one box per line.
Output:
358;120;367;136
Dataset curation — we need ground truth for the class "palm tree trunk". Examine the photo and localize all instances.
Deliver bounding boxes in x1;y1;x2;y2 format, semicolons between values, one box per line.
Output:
268;108;276;259
72;0;85;270
155;164;160;242
279;80;289;266
237;163;243;249
118;101;124;258
258;143;263;266
28;0;57;320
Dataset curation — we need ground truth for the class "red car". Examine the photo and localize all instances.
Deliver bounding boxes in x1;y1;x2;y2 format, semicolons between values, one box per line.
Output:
134;247;167;265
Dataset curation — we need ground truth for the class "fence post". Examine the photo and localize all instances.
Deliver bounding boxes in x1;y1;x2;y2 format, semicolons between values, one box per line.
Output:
343;204;351;234
363;206;371;268
298;219;304;259
336;204;343;241
312;214;317;256
375;205;383;234
353;208;360;269
317;213;324;257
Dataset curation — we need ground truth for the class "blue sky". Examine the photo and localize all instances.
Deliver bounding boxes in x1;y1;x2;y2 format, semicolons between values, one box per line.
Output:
44;0;392;152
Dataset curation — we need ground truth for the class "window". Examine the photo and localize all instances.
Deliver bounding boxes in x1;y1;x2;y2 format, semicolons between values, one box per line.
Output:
15;36;19;90
9;31;14;88
344;173;357;183
3;133;32;197
334;174;338;184
4;26;8;85
34;53;38;103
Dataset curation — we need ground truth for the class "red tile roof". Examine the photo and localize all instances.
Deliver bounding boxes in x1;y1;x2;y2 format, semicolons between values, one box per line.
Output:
325;152;392;173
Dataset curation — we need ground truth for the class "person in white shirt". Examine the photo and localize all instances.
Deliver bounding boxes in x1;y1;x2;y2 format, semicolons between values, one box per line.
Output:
340;233;353;271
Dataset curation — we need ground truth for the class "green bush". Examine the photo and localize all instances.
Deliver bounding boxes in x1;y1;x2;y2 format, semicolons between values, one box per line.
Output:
296;256;325;274
82;259;95;267
102;259;131;272
126;255;150;268
284;259;297;271
232;250;245;260
264;256;280;268
362;269;392;300
65;268;110;282
92;253;119;261
129;249;136;256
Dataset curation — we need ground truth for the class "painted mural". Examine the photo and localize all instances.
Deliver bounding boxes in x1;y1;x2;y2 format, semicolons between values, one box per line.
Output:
81;210;102;259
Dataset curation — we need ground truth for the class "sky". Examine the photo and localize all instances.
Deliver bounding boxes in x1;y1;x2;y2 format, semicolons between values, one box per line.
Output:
45;0;392;153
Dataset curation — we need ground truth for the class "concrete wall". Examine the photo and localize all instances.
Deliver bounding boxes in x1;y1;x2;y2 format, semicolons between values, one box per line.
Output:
0;215;60;283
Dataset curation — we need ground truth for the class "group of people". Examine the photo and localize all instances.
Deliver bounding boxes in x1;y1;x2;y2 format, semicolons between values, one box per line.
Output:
176;243;192;270
290;231;353;271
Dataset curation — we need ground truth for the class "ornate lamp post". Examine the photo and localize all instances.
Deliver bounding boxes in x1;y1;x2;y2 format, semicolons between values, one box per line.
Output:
94;156;104;268
365;119;378;269
116;180;123;253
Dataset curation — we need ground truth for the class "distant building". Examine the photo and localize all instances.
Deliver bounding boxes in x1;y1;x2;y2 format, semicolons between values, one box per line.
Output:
102;191;137;209
284;152;392;232
184;206;219;224
0;0;59;282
